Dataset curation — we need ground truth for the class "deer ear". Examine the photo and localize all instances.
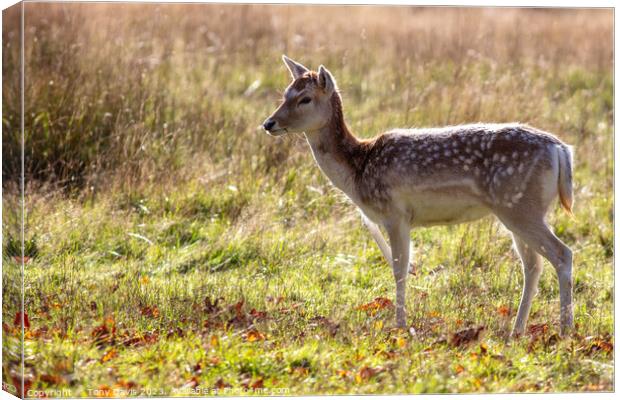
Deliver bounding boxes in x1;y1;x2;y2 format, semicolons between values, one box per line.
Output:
282;55;309;79
318;65;336;96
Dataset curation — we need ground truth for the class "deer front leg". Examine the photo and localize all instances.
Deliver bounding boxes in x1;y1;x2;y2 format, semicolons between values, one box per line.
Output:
361;214;416;275
385;219;411;329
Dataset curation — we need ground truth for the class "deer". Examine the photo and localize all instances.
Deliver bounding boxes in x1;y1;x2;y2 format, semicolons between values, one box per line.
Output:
262;55;574;337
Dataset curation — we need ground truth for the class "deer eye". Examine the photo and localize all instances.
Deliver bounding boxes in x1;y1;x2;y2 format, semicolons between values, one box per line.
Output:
298;96;312;106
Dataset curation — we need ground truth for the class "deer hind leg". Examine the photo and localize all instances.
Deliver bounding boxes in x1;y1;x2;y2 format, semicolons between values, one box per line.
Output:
362;214;415;275
384;219;411;329
500;213;573;336
511;234;543;337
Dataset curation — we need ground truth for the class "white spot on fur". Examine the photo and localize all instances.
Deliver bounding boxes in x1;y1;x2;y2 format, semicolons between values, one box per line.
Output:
512;192;523;203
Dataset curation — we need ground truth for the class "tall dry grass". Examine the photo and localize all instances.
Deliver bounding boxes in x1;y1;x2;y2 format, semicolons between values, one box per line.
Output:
2;4;612;193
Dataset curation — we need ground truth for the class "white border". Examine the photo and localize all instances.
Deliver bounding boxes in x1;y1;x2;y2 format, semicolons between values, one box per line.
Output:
0;1;615;400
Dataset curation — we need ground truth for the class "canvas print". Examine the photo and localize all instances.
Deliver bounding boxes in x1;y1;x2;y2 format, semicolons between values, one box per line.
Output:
1;2;613;397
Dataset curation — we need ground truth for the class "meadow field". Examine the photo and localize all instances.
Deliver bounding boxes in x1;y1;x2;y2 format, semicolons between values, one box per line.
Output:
2;4;614;395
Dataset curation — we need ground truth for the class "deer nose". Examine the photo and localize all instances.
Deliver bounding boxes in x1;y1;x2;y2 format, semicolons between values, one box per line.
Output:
263;119;276;131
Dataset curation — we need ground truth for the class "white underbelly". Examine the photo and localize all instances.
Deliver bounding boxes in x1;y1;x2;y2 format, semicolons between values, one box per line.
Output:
408;192;490;227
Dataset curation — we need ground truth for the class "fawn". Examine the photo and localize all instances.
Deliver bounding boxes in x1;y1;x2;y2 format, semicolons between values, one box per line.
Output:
262;56;574;337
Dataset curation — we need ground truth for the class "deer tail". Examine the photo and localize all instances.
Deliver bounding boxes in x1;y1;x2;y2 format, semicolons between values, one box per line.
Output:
557;143;574;215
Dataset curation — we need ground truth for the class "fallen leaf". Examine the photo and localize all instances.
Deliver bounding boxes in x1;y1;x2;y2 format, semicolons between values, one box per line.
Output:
214;378;231;389
450;326;485;347
454;364;465;374
204;296;223;314
233;300;244;318
91;316;117;348
579;335;613;355
13;312;30;329
101;348;118;362
336;369;351;378
40;374;65;385
250;378;264;389
140;306;160;318
115;379;137;389
95;385;114;398
356;365;385;382
497;305;510;317
527;323;548;337
249;308;268;321
184;376;199;388
375;349;399;359
356;297;393;316
245;329;266;342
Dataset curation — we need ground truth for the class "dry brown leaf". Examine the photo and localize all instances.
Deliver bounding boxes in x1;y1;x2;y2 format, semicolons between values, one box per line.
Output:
250;378;264;389
115;379;137;389
356;297;394;316
214;378;231;389
245;329;266;342
233;300;244;318
579;335;613;355
40;374;65;385
140;306;160;318
527;323;548;337
336;369;351;378
13;312;30;329
95;385;114;398
101;348;118;362
450;326;485;347
497;305;510;317
356;365;385;383
250;308;268;321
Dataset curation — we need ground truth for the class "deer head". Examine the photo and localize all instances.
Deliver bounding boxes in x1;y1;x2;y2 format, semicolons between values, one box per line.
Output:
262;55;338;136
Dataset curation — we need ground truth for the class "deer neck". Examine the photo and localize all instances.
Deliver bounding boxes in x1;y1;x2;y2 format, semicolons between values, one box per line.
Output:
304;94;365;200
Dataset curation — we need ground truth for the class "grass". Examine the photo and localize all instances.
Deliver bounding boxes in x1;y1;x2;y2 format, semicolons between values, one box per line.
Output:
2;4;614;396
